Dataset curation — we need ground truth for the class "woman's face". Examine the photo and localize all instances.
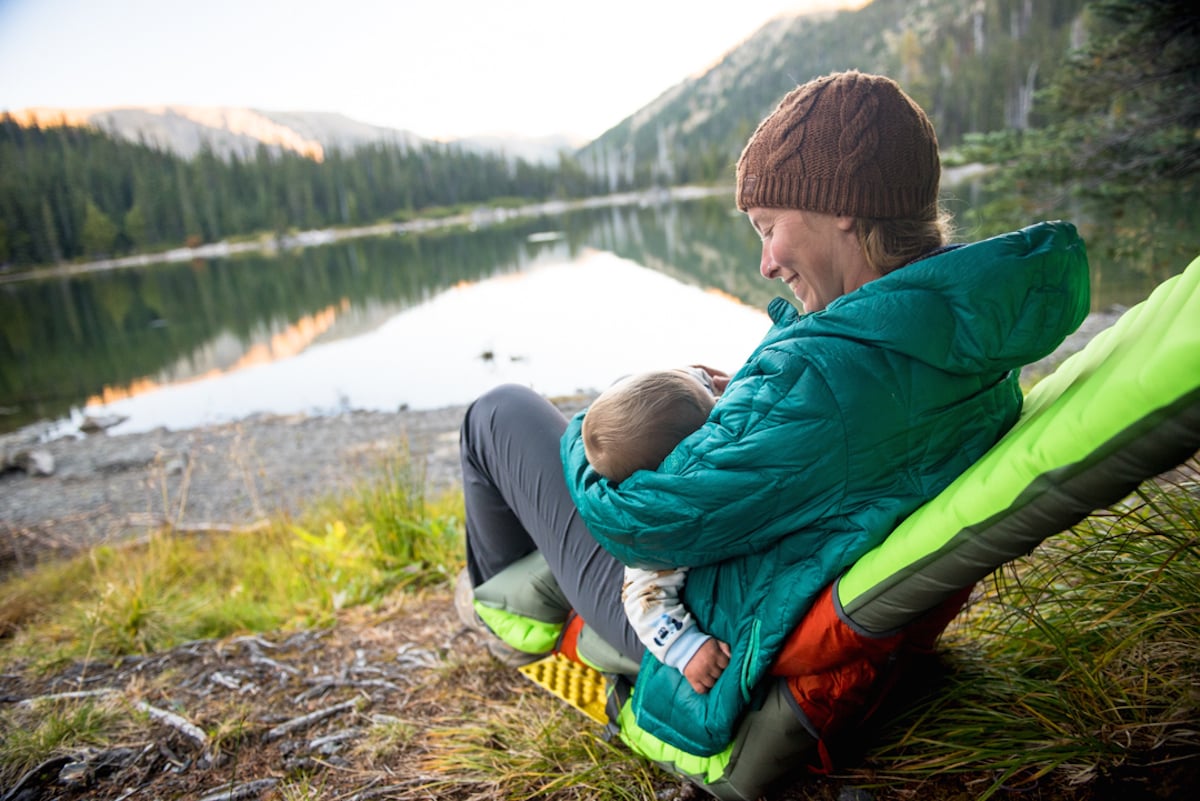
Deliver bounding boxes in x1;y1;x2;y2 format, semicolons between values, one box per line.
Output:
747;207;872;312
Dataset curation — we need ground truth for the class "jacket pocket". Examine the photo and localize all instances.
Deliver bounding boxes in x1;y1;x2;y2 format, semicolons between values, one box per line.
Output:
739;619;763;702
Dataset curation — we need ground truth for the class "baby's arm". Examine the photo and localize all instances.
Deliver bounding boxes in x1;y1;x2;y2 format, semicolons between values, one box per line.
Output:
622;566;729;693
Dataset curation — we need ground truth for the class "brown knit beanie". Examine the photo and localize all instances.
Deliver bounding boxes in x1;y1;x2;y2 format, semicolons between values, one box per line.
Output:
736;71;940;220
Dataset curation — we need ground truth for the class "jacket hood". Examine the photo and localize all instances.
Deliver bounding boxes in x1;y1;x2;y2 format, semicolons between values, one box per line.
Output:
770;221;1090;375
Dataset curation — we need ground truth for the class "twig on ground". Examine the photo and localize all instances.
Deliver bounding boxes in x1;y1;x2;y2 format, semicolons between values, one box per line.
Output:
17;688;118;707
195;778;279;801
339;780;439;801
250;653;300;676
169;448;195;531
232;634;281;650
264;696;367;742
295;677;405;703
119;515;272;539
308;727;364;753
135;700;210;754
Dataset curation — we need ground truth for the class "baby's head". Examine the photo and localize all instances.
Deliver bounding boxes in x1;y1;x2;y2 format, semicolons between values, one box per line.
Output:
582;369;715;484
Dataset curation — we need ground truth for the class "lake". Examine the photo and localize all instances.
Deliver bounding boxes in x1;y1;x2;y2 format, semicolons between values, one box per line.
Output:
1;188;1193;439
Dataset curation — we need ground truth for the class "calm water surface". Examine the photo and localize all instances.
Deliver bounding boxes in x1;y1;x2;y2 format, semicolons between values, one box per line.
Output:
1;191;1193;439
83;249;769;435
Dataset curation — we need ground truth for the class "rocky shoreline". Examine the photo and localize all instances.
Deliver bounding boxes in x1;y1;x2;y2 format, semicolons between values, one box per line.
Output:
0;395;590;574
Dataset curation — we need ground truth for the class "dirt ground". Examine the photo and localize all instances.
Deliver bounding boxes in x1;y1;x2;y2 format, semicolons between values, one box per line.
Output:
6;589;1187;801
3;583;740;801
0;587;883;801
0;399;906;800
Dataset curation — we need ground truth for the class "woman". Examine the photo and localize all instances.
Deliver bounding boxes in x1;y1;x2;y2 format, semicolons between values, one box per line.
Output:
458;70;1089;773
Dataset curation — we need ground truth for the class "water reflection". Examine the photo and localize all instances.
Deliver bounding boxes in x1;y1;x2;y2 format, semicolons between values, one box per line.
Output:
77;249;769;435
85;301;348;409
1;220;591;433
2;191;1194;437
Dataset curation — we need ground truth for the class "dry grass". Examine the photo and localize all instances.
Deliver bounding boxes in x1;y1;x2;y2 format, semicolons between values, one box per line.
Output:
2;459;1197;800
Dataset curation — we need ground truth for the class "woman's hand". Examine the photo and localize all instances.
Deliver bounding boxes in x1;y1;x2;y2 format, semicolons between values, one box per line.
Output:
690;365;732;396
683;638;731;693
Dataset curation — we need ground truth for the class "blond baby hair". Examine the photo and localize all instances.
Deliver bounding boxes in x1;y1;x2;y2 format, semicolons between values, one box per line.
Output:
582;370;715;484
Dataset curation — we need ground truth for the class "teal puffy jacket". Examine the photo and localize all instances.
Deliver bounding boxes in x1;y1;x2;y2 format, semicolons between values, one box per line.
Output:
561;221;1091;755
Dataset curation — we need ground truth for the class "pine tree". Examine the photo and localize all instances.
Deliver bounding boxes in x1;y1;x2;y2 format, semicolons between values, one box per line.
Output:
80;199;118;257
1043;0;1200;184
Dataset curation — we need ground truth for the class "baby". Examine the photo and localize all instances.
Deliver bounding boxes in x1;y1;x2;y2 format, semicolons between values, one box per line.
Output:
582;367;730;693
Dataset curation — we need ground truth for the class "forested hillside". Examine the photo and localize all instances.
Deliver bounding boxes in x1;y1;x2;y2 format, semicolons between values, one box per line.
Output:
580;0;1092;188
0;122;599;268
1;0;1194;271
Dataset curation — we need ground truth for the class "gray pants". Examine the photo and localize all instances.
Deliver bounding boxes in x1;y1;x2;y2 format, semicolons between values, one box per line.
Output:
459;383;646;663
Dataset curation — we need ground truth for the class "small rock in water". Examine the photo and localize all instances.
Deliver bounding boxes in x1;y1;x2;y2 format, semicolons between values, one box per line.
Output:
80;413;128;434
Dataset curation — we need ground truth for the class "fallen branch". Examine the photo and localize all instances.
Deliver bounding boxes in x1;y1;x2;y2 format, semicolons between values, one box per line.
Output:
232;634;281;650
0;755;72;801
307;727;363;753
264;697;365;742
136;700;209;753
195;778;279;801
340;778;442;801
116;515;272;544
175;519;271;534
15;691;212;765
250;653;299;675
18;688;118;707
294;677;403;703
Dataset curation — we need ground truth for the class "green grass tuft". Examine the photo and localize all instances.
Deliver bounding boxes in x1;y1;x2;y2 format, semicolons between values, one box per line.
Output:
0;699;120;787
422;693;661;801
863;466;1200;798
0;449;465;670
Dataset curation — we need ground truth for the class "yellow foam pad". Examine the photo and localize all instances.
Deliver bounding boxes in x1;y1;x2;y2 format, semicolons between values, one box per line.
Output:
517;653;609;725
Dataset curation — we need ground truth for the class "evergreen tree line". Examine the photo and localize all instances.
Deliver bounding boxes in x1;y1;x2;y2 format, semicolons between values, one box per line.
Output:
0;120;603;268
2;0;1193;271
1005;0;1199;191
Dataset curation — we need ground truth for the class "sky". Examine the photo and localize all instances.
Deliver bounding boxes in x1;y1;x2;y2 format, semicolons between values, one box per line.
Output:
0;0;865;142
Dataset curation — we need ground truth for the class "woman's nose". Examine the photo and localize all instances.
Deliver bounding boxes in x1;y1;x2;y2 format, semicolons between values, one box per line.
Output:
760;246;777;280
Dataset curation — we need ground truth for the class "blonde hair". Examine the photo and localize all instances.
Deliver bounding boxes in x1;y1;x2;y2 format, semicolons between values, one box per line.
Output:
855;210;956;274
583;371;715;484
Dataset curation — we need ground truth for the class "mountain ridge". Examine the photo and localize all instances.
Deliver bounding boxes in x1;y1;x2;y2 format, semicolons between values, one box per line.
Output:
6;0;1096;187
7;104;581;164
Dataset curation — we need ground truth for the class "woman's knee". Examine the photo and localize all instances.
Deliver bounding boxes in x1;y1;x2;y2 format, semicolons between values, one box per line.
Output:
460;383;528;453
463;381;544;431
462;384;561;449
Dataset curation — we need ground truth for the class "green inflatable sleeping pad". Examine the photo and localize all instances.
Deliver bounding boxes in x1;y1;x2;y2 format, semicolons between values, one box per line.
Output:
838;253;1200;634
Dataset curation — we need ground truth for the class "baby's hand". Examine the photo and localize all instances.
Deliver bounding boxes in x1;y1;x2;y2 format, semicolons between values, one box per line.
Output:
683;638;731;694
690;364;731;395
